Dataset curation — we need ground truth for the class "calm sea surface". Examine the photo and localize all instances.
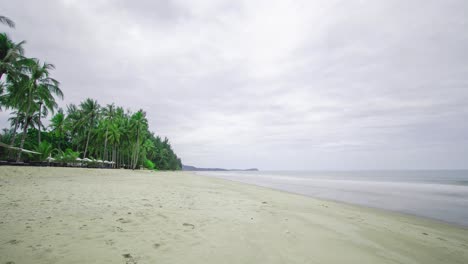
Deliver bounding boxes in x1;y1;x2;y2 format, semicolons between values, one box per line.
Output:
196;170;468;227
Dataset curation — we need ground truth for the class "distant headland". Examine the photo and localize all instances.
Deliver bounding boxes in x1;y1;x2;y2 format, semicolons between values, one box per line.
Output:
182;165;259;172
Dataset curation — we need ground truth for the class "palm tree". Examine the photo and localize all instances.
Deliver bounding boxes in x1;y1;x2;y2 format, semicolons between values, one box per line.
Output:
101;103;116;160
0;16;15;28
34;141;53;161
49;108;66;150
0;33;25;81
3;77;31;157
16;59;63;161
64;103;83;152
7;111;22;145
77;98;100;159
130;110;148;169
113;106;127;167
107;122;121;167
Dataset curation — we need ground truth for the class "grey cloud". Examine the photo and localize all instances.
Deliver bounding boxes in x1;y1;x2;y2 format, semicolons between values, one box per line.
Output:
1;0;468;169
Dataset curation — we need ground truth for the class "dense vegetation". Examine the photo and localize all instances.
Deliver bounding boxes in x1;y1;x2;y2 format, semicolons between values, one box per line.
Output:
0;15;182;170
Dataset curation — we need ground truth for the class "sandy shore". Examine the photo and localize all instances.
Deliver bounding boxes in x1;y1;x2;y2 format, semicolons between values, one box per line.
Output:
0;167;467;264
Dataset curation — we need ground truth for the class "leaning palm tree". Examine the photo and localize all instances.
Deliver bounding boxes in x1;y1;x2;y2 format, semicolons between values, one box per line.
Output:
0;16;15;28
16;59;63;161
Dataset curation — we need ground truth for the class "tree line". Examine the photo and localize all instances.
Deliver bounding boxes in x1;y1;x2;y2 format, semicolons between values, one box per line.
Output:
0;15;182;170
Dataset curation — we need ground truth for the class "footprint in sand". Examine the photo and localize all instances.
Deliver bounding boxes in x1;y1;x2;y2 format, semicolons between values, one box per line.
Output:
153;243;161;249
117;218;132;224
6;240;21;245
122;253;138;264
113;226;124;232
157;213;168;219
182;223;195;229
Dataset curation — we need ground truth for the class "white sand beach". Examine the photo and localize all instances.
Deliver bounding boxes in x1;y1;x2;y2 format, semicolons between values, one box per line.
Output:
0;166;467;264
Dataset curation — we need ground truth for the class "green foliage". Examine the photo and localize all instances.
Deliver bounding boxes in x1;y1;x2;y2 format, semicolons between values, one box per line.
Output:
143;159;155;170
55;148;80;163
0;16;182;169
34;141;53;161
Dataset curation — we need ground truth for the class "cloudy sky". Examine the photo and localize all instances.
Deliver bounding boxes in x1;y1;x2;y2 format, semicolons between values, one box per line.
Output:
2;0;467;170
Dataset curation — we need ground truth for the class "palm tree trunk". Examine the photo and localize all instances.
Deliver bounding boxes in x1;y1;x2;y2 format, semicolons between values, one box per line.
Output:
8;117;19;159
16;90;35;162
37;122;41;145
103;127;108;160
117;146;120;168
9;117;19;146
127;150;130;169
38;103;42;145
116;146;119;168
112;145;116;168
83;128;91;158
132;129;139;169
16;117;31;162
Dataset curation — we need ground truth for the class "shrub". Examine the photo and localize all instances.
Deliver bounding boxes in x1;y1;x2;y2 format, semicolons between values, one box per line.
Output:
55;148;80;163
34;141;53;161
143;159;155;170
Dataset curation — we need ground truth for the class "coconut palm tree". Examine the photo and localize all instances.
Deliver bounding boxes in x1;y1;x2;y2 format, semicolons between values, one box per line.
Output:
64;103;84;152
3;77;31;157
0;16;15;28
77;98;100;159
4;77;29;143
130;110;148;169
0;33;25;81
7;108;43;158
49;108;66;150
113;106;128;167
101;103;116;160
107;122;121;167
7;111;22;145
16;59;63;161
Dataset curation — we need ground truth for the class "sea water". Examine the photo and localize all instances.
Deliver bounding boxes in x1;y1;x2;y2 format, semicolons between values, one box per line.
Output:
196;170;468;226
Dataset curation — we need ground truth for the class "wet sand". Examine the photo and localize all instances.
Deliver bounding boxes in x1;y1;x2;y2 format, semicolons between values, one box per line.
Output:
0;166;467;263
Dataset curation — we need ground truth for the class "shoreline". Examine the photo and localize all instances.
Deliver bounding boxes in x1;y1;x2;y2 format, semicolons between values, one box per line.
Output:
194;170;468;228
1;166;467;263
195;172;468;230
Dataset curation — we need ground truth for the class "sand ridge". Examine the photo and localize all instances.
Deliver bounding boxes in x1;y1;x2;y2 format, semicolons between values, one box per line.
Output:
0;166;467;263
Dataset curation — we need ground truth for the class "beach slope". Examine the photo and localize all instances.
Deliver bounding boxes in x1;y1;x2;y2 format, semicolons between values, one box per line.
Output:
0;167;467;263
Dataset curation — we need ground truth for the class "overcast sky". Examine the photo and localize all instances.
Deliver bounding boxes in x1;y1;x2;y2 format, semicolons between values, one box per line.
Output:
2;0;468;170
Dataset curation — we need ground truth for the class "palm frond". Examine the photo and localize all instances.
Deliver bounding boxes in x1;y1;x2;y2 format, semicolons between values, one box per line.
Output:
0;16;15;28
